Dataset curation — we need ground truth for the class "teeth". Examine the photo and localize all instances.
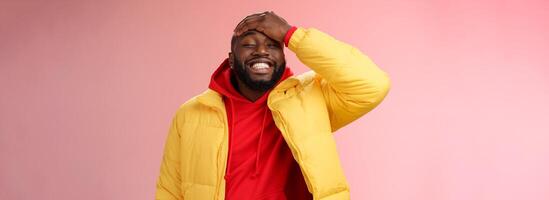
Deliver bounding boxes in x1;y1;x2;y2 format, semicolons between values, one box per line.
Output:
251;62;270;69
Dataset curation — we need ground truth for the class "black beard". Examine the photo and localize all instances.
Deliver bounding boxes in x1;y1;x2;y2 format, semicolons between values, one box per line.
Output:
232;58;285;92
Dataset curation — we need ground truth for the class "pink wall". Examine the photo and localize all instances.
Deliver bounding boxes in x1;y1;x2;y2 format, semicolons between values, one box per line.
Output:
1;0;548;199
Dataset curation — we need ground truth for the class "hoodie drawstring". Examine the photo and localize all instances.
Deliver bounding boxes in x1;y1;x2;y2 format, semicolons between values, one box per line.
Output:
226;99;268;180
251;107;269;179
224;98;236;181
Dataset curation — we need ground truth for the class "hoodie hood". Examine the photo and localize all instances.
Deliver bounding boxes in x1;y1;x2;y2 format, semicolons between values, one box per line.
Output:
207;58;300;198
205;58;310;199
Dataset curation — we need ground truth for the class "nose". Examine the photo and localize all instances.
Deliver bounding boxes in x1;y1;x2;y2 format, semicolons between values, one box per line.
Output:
252;44;269;56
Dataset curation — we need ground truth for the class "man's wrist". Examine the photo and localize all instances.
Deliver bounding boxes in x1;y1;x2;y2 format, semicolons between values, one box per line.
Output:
284;26;298;47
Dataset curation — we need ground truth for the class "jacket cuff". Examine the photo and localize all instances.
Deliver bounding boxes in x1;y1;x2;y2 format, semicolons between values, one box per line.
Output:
284;26;298;47
287;27;306;52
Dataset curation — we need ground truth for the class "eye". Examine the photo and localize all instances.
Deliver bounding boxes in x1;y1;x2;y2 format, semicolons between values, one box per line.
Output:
267;43;280;49
242;43;256;48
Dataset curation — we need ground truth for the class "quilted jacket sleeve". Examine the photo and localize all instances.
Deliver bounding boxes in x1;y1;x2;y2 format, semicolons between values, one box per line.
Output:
155;112;183;200
288;27;391;132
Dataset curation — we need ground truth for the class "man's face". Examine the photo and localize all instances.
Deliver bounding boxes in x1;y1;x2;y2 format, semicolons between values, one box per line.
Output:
230;30;286;91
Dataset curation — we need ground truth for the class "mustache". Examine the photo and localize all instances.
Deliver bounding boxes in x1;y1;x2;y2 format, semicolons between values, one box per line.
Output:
232;58;286;92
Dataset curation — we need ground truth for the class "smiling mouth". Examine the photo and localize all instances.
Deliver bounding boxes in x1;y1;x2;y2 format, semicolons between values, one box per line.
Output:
247;60;273;75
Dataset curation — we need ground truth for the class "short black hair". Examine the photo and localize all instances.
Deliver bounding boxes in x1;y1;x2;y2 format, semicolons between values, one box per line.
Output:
231;34;237;52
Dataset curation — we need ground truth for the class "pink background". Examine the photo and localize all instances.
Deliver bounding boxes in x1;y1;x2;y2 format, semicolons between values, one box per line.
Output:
1;0;548;199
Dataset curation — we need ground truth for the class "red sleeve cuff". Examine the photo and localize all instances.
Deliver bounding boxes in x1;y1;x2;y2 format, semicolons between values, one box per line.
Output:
284;26;298;47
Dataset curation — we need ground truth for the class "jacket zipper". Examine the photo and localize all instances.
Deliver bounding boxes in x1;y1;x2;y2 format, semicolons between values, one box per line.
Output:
271;109;315;198
214;108;229;200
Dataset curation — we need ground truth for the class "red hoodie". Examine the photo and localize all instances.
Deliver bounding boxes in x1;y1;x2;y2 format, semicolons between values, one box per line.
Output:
209;59;312;200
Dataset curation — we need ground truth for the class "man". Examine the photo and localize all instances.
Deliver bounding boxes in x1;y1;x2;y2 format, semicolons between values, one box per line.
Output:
156;11;391;200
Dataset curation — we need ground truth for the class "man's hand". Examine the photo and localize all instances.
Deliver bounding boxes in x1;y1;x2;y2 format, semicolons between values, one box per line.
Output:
234;11;292;43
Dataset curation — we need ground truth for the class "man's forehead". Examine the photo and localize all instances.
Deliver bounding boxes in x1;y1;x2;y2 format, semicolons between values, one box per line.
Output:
230;30;281;50
240;30;263;37
236;30;273;41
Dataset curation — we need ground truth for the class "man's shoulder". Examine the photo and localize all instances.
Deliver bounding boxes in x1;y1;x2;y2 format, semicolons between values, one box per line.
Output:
173;89;222;116
277;70;321;90
295;70;319;83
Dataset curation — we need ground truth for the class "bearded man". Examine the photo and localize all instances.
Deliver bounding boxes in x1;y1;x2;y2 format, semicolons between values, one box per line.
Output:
156;11;391;200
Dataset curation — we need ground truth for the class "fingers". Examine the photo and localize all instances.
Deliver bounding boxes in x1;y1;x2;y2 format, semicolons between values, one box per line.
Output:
235;17;265;34
233;11;288;41
235;19;263;36
234;11;268;32
235;20;262;36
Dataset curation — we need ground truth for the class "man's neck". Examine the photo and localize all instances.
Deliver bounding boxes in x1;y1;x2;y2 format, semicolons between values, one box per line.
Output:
232;77;266;102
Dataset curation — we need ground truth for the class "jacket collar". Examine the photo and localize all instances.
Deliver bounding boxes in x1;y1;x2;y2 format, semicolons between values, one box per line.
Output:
268;71;316;107
196;89;225;110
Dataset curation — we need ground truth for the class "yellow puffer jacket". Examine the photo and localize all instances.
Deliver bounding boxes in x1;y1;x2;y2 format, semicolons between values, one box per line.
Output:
156;27;391;200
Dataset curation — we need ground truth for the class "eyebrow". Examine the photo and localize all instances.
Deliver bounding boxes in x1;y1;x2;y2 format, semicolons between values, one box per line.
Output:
235;31;282;48
238;31;279;43
241;31;258;37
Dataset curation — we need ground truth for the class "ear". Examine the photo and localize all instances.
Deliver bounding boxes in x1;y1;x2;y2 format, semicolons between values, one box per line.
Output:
228;52;234;69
